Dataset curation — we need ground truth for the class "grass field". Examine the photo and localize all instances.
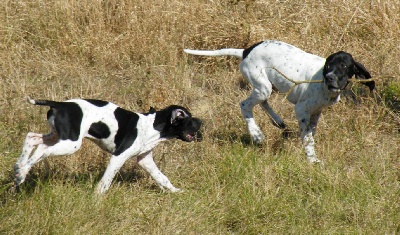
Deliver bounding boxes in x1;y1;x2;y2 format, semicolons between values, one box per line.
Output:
1;0;400;234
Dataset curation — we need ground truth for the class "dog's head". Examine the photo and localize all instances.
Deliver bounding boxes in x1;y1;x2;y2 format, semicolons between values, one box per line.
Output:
153;105;202;142
323;51;374;92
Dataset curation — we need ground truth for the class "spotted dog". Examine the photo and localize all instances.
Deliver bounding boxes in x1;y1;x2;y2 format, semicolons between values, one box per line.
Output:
184;40;374;162
14;97;202;194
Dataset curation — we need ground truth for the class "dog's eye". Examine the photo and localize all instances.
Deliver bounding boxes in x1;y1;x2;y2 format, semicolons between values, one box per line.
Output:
340;63;347;68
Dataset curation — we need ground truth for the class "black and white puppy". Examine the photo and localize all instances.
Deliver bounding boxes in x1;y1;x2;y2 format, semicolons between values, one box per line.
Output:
185;40;374;163
14;97;202;194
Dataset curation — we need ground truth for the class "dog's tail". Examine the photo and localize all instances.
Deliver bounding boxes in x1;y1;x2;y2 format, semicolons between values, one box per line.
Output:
184;48;244;59
27;97;61;108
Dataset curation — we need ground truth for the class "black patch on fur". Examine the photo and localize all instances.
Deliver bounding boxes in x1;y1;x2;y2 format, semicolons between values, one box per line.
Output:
113;107;139;156
153;106;178;134
243;41;264;60
154;105;202;141
50;102;83;141
84;99;109;107
88;121;111;139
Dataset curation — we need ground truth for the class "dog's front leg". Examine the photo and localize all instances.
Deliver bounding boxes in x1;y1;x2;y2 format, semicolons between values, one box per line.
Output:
137;151;181;192
295;107;321;163
301;128;320;163
96;154;130;194
310;111;322;136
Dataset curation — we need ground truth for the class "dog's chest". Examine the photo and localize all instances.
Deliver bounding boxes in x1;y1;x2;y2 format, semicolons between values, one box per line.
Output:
113;113;162;155
134;114;164;150
111;114;165;156
290;83;340;113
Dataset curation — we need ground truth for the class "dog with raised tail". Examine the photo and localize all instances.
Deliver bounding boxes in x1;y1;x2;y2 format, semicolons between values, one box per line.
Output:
184;40;374;163
14;97;202;194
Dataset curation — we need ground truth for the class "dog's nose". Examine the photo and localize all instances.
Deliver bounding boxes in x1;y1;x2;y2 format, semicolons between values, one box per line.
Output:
324;73;336;82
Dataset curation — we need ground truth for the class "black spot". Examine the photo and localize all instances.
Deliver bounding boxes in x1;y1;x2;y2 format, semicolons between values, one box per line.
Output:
113;107;139;156
243;41;264;60
50;102;83;141
89;122;111;139
84;99;109;107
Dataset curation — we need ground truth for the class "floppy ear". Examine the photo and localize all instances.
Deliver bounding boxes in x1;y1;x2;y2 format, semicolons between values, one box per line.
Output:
354;61;375;91
171;109;189;124
354;61;371;79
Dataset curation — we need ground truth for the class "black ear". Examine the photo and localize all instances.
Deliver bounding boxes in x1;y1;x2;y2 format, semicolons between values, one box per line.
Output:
354;61;371;79
149;107;156;113
171;109;189;124
354;61;375;91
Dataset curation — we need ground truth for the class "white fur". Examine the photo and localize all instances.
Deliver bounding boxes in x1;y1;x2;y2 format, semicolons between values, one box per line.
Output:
15;99;186;194
185;40;345;163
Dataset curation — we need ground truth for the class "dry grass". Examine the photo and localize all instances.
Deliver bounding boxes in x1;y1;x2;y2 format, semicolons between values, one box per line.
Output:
1;0;400;234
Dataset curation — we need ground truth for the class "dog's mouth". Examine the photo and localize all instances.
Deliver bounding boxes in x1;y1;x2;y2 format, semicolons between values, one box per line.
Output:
327;85;341;93
181;131;202;142
185;133;195;141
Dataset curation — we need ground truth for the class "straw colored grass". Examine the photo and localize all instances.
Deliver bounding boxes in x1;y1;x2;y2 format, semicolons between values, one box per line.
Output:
1;0;399;234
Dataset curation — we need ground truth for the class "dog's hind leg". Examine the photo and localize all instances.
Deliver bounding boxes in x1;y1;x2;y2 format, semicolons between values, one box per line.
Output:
240;77;273;144
14;134;82;186
15;132;44;170
260;101;286;129
240;94;265;143
240;62;275;143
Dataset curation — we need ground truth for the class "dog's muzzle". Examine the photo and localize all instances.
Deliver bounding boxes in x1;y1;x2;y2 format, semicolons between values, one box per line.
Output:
324;73;347;93
184;131;202;142
180;118;202;142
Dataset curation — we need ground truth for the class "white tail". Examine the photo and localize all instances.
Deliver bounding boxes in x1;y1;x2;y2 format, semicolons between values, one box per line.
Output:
183;48;244;59
26;96;36;105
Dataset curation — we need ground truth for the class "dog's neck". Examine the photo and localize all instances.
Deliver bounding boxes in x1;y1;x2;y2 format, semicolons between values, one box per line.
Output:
152;110;169;132
152;109;180;139
322;83;341;103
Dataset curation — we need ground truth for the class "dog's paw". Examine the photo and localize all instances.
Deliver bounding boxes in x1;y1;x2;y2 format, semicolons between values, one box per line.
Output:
14;174;26;187
250;129;265;144
14;166;28;186
307;155;321;163
94;181;111;195
169;187;183;193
